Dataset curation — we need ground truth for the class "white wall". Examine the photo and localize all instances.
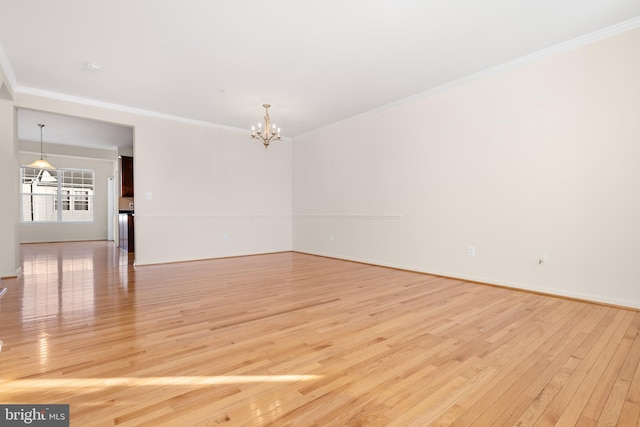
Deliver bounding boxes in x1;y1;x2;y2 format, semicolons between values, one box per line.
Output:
0;99;20;278
293;28;640;308
133;117;292;264
3;26;639;308
0;93;292;269
17;144;116;243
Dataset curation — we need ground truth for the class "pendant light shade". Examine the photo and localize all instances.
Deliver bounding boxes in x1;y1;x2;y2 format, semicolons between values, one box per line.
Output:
26;123;56;170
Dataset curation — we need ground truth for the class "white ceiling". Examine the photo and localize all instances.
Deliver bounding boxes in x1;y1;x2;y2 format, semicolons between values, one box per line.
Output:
17;109;133;150
1;0;640;149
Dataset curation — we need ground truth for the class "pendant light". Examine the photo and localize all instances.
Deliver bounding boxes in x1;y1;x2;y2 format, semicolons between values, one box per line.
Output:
27;123;56;170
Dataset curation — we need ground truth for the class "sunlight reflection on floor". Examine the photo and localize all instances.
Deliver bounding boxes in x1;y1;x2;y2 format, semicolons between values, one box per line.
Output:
1;374;322;390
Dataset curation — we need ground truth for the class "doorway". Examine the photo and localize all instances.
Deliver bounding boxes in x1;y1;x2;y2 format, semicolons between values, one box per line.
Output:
16;108;134;246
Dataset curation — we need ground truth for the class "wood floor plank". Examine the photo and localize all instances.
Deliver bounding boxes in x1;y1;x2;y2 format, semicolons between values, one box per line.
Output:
1;241;639;426
535;309;633;426
595;314;640;427
442;303;591;426
617;401;640;427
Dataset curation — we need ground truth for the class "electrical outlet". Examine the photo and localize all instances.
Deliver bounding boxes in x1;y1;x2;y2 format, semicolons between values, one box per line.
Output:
329;234;334;242
538;251;546;264
468;246;476;257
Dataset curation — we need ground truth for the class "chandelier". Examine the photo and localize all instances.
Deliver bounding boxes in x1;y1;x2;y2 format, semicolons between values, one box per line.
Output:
26;124;56;170
250;104;281;148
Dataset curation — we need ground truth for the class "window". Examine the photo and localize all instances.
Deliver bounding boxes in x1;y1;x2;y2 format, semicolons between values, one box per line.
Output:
74;190;89;211
55;190;70;211
21;167;95;223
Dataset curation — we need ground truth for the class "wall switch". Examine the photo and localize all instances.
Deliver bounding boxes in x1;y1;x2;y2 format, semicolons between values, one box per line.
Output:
329;234;334;242
145;192;152;200
223;234;229;243
468;246;476;256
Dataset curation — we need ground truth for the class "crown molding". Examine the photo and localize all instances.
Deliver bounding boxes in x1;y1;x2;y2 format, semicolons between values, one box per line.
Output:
15;86;251;134
0;40;256;136
507;15;640;68
3;15;639;139
297;16;640;139
0;40;17;97
14;86;293;143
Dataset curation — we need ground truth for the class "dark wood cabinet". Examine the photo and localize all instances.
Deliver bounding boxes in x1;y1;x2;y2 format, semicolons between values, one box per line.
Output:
120;156;134;197
118;156;134;252
119;213;134;253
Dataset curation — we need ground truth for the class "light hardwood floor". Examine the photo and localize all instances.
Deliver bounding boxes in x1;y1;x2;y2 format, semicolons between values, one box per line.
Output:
1;241;640;426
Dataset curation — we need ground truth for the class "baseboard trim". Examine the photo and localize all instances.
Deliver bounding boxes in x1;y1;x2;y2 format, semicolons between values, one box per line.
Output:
1;266;22;280
291;250;640;312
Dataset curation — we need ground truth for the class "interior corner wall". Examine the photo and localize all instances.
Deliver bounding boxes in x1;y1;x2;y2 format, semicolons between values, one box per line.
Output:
292;28;640;308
